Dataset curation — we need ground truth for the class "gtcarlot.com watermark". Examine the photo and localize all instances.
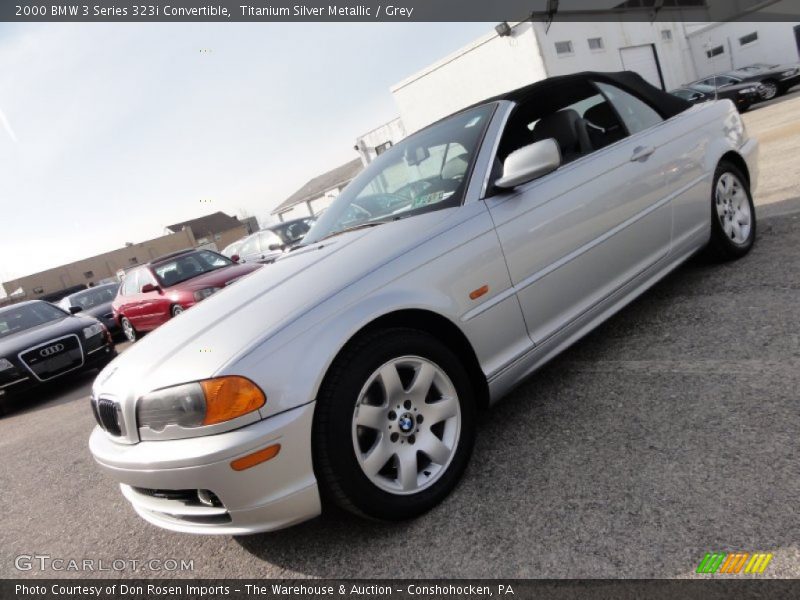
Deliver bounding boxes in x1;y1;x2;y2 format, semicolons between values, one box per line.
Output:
15;554;194;572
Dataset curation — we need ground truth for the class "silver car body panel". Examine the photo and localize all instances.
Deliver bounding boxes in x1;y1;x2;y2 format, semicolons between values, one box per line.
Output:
91;96;758;533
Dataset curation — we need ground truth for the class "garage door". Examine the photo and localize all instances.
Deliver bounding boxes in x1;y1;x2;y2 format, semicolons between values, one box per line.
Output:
620;44;664;90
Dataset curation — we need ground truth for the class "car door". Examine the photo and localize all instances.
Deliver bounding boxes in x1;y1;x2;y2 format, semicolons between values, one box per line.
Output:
484;80;674;343
136;269;171;331
119;269;145;328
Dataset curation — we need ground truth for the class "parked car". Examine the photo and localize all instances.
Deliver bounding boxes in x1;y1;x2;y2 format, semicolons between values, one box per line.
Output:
691;63;800;101
221;239;245;259
267;217;315;247
38;284;87;304
89;71;757;535
112;249;261;342
669;82;760;112
233;229;286;264
57;282;121;337
0;301;115;414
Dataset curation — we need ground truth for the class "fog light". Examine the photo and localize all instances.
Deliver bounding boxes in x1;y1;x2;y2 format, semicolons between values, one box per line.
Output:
197;489;222;507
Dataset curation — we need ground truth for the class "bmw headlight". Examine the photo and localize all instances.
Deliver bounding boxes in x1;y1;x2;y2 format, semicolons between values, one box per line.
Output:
82;323;105;339
780;69;798;77
739;87;756;94
136;376;265;435
193;287;220;301
0;358;14;372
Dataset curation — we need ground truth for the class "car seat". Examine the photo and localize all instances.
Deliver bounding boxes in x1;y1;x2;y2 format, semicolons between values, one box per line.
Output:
530;109;593;163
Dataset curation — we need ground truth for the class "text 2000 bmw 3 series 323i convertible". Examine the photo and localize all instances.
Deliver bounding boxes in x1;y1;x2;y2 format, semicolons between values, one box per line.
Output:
89;72;758;534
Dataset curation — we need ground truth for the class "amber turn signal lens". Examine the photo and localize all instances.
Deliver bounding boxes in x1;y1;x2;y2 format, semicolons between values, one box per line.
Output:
469;284;489;300
230;444;281;471
200;376;265;425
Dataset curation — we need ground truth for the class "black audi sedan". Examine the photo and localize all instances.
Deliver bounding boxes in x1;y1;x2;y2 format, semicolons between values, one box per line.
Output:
0;300;116;414
57;282;121;337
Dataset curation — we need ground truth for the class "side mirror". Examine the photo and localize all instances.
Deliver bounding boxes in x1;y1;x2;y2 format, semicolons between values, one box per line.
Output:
141;283;161;294
69;306;83;314
268;243;283;252
690;92;703;100
494;138;561;189
231;254;240;263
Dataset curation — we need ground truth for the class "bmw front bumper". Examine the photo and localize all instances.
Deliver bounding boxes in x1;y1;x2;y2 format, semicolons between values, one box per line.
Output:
89;402;321;535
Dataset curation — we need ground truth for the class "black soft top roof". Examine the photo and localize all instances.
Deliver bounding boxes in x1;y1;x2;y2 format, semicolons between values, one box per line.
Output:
473;70;691;119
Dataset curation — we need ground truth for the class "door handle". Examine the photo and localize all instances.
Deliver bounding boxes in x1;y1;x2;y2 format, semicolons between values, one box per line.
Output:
630;145;655;162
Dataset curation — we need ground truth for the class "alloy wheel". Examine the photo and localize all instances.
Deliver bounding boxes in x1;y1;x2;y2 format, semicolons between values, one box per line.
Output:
715;172;752;245
121;318;135;342
759;81;778;100
351;356;461;495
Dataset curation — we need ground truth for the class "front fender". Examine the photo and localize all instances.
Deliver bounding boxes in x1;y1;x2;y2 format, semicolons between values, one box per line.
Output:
241;288;461;420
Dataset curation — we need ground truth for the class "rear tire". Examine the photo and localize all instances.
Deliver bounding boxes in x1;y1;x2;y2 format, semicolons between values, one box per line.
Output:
705;161;756;261
171;305;184;317
312;328;476;521
120;317;137;342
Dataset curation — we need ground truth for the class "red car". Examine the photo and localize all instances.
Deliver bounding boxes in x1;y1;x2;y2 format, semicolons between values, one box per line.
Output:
112;249;261;342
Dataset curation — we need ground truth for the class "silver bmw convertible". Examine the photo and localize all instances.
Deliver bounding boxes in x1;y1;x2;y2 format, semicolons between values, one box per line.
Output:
89;71;758;534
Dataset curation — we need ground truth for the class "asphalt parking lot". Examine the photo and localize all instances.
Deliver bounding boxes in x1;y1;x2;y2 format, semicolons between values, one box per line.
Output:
2;92;799;580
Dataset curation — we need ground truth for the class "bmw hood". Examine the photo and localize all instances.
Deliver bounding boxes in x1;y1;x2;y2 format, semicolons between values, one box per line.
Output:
93;210;456;402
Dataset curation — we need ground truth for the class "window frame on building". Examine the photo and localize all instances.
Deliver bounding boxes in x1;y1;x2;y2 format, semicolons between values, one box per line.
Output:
555;40;574;56
587;37;605;51
738;32;758;47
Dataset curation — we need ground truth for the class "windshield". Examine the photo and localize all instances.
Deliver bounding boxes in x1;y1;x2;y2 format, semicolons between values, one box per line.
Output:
152;250;233;287
302;104;495;245
0;302;68;338
64;284;119;309
689;84;716;93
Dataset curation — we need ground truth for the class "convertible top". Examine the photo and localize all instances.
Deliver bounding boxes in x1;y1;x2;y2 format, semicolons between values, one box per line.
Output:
473;70;692;119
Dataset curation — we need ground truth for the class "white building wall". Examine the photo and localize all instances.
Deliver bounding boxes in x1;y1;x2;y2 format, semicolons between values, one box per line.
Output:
533;21;696;90
390;21;700;135
391;22;548;133
686;21;800;78
355;118;407;165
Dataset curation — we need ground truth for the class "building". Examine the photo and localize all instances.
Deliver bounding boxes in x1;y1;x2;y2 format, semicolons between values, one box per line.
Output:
165;211;250;250
391;20;698;133
1;211;253;305
1;229;197;303
685;21;800;78
354;117;407;165
271;158;364;222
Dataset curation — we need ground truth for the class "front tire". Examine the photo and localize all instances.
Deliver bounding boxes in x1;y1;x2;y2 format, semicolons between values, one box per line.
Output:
706;162;756;261
312;328;476;521
171;305;184;317
759;80;779;101
120;317;137;342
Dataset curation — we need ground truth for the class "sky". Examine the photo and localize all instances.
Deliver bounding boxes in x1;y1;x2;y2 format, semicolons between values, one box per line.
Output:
0;21;490;285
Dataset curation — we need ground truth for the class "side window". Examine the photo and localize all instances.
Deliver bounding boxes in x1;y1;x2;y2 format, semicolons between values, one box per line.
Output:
121;270;140;296
716;75;739;86
258;230;283;250
239;235;261;257
138;269;157;290
496;80;629;171
594;82;663;135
